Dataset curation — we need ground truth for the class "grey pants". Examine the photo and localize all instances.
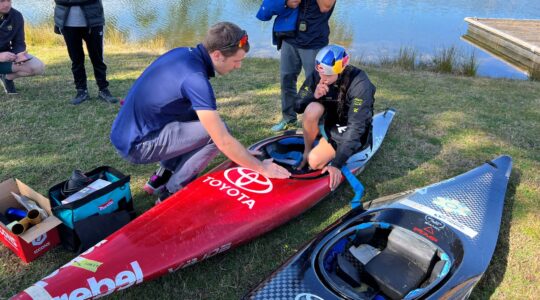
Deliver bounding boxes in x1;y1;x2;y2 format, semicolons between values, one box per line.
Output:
126;121;219;193
280;40;320;122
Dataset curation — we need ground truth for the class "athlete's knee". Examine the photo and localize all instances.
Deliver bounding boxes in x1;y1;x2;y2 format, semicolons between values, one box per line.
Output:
303;103;324;123
307;151;326;170
32;60;45;75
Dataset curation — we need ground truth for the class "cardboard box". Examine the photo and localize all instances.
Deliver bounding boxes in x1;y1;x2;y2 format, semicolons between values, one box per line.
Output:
0;178;62;263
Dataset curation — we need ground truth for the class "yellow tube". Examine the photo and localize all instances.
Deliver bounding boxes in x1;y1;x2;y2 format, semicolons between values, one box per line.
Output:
27;209;42;225
11;217;31;235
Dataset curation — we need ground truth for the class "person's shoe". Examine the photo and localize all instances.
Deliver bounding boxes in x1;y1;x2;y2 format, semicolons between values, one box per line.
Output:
70;89;89;105
0;74;17;94
98;88;118;104
144;167;173;195
154;189;172;205
271;119;297;132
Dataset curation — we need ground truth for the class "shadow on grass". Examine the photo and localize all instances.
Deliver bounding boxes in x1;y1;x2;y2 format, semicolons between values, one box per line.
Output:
471;167;520;299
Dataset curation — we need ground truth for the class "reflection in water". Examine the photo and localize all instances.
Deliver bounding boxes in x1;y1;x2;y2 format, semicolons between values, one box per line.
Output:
16;0;540;79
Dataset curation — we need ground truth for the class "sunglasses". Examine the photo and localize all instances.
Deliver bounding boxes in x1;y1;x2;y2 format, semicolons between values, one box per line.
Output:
220;31;248;51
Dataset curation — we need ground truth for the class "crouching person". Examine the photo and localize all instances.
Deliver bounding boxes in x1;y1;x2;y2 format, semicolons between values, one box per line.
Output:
110;22;290;205
0;0;45;95
295;45;375;190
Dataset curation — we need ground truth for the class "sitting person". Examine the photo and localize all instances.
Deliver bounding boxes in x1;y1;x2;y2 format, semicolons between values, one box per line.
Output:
295;44;375;190
0;0;45;94
110;22;291;203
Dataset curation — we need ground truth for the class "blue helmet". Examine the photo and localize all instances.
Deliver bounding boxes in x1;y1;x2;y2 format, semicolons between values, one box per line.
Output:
315;44;350;75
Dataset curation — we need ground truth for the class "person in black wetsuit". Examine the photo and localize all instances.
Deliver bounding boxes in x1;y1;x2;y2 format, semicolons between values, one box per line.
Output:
295;44;375;190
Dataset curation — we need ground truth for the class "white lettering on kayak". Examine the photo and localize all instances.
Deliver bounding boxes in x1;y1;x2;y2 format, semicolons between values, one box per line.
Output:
49;261;143;300
400;199;478;238
203;176;255;209
31;240;110;293
224;167;273;194
23;285;53;300
168;243;232;273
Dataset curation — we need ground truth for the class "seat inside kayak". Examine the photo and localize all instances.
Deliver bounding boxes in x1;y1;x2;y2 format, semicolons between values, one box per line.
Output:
259;136;315;175
317;222;451;300
259;135;372;176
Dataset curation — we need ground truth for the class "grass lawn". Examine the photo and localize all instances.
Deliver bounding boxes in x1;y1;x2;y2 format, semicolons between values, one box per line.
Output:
0;44;539;299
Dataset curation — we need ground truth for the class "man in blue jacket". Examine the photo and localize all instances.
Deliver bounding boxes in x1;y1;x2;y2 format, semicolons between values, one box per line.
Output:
0;0;45;94
258;0;336;131
256;0;298;50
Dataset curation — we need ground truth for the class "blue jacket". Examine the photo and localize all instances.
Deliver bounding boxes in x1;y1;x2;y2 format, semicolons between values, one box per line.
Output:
256;0;298;49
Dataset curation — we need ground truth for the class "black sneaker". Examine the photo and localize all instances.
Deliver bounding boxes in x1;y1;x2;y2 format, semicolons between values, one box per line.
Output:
98;88;118;103
0;74;17;94
71;89;89;105
155;189;172;205
144;167;173;195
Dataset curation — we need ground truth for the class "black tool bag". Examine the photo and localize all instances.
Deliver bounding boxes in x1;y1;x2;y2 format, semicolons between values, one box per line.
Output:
48;166;136;253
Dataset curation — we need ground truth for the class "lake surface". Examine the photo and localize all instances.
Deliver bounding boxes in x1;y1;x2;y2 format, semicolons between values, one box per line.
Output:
16;0;540;79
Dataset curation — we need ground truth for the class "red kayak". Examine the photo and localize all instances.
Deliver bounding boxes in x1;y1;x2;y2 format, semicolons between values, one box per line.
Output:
13;109;395;300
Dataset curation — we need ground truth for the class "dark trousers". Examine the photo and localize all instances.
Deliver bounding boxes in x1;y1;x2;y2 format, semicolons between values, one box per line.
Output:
62;26;108;91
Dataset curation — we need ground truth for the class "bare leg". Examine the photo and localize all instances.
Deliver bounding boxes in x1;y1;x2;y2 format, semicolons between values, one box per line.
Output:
307;138;336;170
7;55;45;80
297;102;325;169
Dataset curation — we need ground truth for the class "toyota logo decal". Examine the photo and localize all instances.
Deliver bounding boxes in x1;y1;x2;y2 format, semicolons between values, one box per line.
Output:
295;293;324;300
224;167;273;194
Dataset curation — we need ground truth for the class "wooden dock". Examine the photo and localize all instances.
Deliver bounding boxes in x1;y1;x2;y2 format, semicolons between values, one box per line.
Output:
463;17;540;75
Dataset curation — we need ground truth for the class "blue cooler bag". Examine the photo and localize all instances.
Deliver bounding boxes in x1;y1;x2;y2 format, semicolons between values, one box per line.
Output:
49;166;135;252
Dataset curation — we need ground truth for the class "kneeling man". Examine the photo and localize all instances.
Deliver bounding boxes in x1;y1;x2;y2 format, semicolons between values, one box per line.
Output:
111;22;291;203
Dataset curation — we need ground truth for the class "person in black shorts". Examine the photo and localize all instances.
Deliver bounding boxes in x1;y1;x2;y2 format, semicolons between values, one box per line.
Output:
295;44;375;190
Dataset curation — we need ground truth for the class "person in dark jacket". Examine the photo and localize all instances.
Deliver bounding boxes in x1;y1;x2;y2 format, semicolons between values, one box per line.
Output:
0;0;45;94
54;0;117;104
295;45;375;190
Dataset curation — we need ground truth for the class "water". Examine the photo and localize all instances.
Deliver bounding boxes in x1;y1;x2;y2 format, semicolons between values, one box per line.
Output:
15;0;540;79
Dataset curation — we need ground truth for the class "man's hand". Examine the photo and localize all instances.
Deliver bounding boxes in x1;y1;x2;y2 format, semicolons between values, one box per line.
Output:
261;158;291;179
286;0;301;9
295;150;310;170
321;165;342;191
15;51;29;64
0;52;16;63
314;79;330;99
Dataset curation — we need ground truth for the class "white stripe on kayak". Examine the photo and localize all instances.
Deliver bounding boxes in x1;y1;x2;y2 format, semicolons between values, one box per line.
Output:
401;199;478;238
23;285;52;300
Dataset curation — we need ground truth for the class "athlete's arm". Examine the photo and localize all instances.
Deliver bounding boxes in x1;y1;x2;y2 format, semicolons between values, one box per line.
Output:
317;0;336;13
332;74;375;169
196;110;291;179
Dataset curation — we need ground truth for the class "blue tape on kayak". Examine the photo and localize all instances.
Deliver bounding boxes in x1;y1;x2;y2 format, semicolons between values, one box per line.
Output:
341;166;365;209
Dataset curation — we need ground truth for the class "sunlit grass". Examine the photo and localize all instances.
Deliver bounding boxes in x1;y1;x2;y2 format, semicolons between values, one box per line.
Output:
432;46;457;73
25;24;167;52
0;45;538;299
371;45;478;77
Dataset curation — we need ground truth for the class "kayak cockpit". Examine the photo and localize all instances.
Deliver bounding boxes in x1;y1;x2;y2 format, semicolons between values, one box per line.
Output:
254;134;372;176
317;222;451;300
254;135;316;175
